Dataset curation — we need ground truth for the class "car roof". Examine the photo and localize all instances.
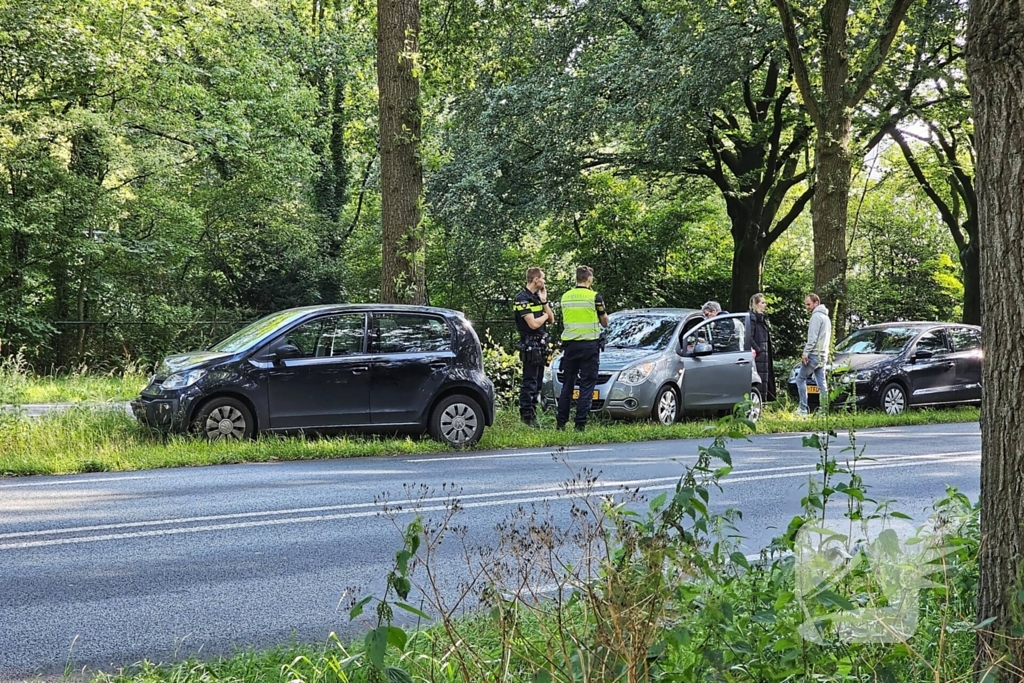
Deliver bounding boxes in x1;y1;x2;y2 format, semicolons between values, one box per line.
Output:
854;321;979;331
612;307;703;318
268;304;466;319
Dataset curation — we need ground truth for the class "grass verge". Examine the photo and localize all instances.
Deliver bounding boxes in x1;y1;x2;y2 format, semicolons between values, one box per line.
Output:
0;404;979;477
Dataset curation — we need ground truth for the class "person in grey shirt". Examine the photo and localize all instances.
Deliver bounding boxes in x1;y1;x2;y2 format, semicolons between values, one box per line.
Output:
796;293;831;415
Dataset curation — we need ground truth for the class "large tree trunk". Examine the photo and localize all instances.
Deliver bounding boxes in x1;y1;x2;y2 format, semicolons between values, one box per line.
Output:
967;0;1024;674
729;239;764;315
377;0;425;305
727;204;766;313
960;237;980;326
811;115;851;332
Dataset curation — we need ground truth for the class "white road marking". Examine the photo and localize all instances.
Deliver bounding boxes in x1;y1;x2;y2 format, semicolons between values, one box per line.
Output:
0;476;149;489
409;447;614;462
0;450;979;551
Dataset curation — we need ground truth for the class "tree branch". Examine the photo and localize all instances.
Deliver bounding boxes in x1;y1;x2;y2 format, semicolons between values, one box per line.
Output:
773;0;822;127
890;127;965;251
847;0;918;106
765;184;814;247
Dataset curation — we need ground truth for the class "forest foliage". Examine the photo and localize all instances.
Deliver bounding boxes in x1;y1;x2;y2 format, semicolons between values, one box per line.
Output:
0;0;971;368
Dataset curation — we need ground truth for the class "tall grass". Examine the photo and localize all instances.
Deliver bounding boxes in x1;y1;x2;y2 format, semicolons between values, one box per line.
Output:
0;354;148;405
0;403;978;477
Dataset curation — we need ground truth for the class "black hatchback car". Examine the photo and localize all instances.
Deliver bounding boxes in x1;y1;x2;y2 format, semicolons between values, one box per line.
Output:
132;305;495;446
787;322;982;414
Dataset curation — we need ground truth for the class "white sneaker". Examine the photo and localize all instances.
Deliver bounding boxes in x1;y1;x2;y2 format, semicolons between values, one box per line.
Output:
795;408;809;417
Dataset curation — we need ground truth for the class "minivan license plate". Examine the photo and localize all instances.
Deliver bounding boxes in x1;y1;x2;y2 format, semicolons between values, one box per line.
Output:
807;385;819;395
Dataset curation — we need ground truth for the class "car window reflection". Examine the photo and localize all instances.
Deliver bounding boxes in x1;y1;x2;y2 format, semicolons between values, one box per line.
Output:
372;314;451;354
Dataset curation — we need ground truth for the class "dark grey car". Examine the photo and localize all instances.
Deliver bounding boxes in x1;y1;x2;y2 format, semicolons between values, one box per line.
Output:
541;308;762;425
132;304;495;446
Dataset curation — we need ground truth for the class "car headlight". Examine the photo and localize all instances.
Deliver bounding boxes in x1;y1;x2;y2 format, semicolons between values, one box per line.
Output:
543;365;553;382
619;361;655;386
162;369;207;390
853;369;875;382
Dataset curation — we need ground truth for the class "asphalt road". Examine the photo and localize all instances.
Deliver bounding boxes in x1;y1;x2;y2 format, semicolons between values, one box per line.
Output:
0;422;980;680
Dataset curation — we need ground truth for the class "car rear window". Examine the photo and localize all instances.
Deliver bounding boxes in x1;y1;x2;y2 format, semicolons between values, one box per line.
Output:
950;327;982;352
373;314;451;353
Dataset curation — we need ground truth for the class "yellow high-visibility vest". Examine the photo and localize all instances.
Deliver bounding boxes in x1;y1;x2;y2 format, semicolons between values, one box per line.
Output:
560;287;601;341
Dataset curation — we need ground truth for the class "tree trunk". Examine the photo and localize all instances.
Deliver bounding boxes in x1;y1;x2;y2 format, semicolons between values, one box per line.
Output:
377;0;425;305
729;220;765;313
811;110;851;333
960;237;980;326
967;0;1024;674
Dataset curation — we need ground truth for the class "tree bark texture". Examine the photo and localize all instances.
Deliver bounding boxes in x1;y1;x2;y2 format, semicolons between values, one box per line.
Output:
811;0;851;327
967;0;1024;674
377;0;425;305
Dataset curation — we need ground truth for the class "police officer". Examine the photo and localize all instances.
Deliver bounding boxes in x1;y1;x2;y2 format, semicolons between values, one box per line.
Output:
513;267;555;427
556;265;609;432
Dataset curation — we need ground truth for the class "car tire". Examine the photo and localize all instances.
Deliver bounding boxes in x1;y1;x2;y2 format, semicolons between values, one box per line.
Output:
192;397;254;442
429;395;484;447
652;385;679;426
880;382;907;416
747;386;763;422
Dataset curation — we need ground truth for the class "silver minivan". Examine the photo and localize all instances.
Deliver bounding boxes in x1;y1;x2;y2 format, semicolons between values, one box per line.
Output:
541;308;762;425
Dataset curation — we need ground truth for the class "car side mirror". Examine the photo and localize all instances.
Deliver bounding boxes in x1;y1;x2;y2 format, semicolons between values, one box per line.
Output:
275;344;302;361
693;342;713;357
912;349;934;361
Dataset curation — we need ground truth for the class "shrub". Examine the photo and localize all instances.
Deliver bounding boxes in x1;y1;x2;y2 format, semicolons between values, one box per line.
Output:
481;334;522;408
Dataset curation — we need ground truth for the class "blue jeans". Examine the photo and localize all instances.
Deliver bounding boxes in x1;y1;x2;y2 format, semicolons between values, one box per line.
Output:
797;354;827;411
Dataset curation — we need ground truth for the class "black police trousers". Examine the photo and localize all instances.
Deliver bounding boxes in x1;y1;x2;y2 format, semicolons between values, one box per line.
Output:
519;360;545;422
556;340;601;429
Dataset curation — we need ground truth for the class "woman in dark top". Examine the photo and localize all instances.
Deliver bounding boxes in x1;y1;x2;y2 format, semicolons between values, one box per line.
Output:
749;293;776;400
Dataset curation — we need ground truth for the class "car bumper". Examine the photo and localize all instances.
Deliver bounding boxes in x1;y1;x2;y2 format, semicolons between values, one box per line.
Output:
541;375;663;419
131;388;202;433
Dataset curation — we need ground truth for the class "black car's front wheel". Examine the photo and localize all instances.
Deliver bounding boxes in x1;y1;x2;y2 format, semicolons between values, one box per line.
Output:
429;395;484;446
193;397;254;442
880;382;908;415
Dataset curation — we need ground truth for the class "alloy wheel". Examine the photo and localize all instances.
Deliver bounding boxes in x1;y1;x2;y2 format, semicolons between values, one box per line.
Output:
883;385;906;415
747;390;762;422
657;390;677;425
204;405;247;441
439;402;479;444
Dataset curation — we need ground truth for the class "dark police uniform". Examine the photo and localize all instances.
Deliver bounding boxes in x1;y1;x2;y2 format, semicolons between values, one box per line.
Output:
513;288;549;424
556;286;606;430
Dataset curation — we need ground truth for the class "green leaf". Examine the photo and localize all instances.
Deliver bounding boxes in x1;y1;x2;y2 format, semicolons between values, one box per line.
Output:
395;602;432;620
365;626;389;669
393;576;412;600
729;552;750;569
385;666;414;683
708;444;732;465
349;595;373;621
816;589;857;611
387;626;408;649
650;491;667;510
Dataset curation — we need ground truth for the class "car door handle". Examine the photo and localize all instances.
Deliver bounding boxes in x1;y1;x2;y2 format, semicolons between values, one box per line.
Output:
734;359;750;365
429;361;448;369
350;366;369;374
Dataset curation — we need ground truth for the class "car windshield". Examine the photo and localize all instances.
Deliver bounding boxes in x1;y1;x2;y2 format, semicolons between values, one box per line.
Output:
209;310;311;354
603;315;680;351
836;327;918;354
